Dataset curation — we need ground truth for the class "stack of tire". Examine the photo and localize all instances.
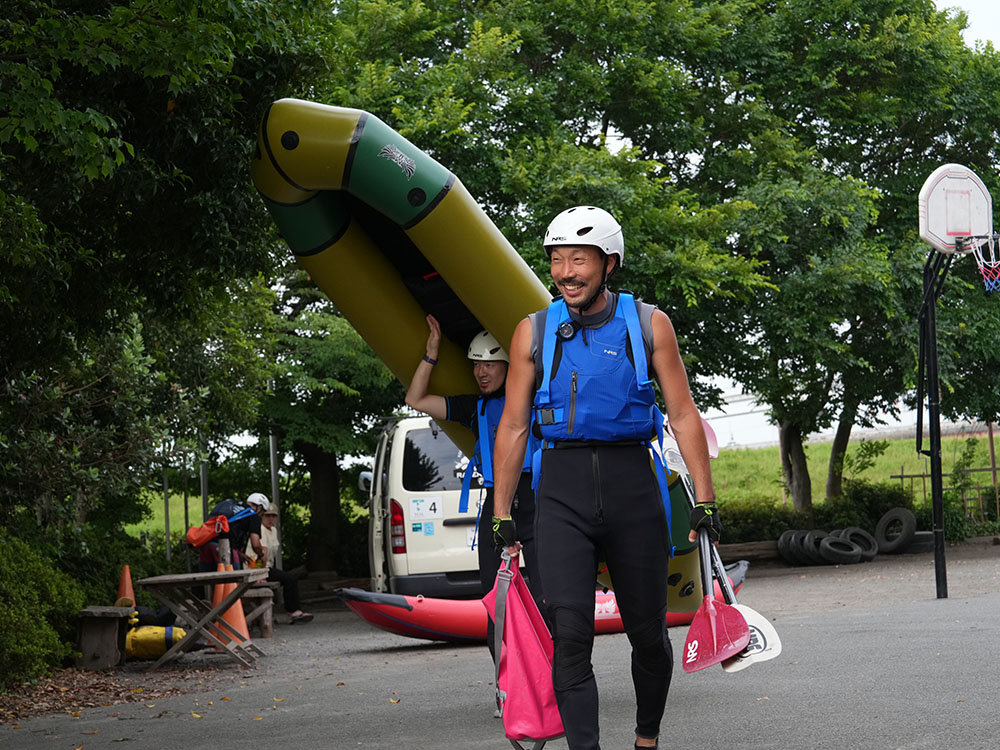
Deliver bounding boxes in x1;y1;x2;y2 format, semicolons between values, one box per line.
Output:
776;508;932;566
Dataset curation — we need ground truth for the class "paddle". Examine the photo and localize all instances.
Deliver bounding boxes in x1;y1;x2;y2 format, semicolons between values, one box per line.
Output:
708;543;783;673
681;527;750;673
677;474;782;672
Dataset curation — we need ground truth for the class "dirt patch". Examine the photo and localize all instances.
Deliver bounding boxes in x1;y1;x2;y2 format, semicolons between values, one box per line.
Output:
0;665;241;725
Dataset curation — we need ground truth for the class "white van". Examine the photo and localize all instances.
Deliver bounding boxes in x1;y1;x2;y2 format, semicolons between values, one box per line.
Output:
361;416;483;598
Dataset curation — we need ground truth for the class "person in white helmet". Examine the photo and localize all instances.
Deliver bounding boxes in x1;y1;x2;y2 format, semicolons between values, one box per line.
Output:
405;315;539;661
491;206;721;750
196;493;268;572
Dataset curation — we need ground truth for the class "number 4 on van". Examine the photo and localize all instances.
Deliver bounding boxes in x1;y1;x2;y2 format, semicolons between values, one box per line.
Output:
410;497;443;521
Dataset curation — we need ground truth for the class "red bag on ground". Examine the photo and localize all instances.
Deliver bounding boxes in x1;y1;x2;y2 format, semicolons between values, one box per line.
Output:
185;515;229;548
482;552;564;750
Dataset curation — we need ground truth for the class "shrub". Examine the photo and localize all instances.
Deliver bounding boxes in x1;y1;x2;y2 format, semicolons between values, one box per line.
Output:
718;498;809;543
719;480;918;543
0;536;86;689
837;479;914;530
812;495;867;530
913;495;978;543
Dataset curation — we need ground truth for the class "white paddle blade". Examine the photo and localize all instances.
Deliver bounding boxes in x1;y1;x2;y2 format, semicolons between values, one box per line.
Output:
721;604;782;673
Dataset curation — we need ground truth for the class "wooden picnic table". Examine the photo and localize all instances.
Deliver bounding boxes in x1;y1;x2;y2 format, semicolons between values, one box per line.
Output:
137;568;269;670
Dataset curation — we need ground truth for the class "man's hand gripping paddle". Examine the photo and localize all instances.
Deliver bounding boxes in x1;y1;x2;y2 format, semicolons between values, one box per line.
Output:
681;527;750;673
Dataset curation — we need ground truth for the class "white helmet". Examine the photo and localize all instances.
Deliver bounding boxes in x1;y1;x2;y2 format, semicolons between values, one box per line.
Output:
467;330;509;362
543;206;624;267
246;492;271;511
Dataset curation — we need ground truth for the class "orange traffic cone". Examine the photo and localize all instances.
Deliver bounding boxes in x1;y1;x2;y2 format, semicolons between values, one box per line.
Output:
212;562;226;608
209;562;230;647
221;564;251;643
115;565;135;607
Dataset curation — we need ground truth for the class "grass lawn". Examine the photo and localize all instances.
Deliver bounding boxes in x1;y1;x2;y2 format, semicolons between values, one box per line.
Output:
704;430;999;507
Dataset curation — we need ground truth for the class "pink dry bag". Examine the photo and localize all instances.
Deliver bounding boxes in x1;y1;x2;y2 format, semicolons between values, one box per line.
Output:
482;551;564;750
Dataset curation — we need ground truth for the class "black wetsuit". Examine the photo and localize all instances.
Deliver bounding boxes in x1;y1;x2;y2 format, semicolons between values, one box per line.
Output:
530;293;673;749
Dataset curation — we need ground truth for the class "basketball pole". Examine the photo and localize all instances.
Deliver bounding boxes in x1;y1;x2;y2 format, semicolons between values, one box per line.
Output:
916;249;950;599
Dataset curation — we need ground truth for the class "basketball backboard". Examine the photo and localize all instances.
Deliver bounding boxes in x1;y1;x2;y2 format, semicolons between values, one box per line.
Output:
918;163;993;254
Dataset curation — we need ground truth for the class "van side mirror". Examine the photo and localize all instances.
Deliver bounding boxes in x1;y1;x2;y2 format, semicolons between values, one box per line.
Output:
358;470;373;496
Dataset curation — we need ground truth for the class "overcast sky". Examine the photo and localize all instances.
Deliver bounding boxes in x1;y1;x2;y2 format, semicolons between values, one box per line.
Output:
936;0;1000;46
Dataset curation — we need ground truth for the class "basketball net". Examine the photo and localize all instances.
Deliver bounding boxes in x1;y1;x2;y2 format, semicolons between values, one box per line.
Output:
959;234;1000;292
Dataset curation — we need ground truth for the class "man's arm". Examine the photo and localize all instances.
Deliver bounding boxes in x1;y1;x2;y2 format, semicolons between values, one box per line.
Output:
404;314;448;420
648;309;716;541
492;318;536;521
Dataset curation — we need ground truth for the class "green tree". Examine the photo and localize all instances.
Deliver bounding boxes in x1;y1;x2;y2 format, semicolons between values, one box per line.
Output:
1;1;327;534
264;268;404;571
683;0;1000;509
1;3;330;678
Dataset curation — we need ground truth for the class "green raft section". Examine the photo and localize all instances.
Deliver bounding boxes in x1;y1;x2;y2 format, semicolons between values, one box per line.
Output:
251;98;551;455
252;99;703;607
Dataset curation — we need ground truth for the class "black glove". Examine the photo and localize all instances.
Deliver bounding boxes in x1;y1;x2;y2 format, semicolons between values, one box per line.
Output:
492;515;516;553
690;501;722;543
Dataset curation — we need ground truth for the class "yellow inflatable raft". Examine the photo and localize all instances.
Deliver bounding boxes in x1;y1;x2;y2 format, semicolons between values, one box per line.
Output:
252;99;714;599
251;98;551;452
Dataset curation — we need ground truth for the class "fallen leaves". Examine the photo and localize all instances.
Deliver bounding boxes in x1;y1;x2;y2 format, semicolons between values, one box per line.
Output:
0;667;225;724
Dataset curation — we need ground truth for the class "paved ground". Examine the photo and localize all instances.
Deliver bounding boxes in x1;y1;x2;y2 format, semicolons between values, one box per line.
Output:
4;538;1000;750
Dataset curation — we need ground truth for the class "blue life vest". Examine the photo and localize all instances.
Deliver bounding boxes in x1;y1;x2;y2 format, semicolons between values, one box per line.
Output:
534;293;656;443
208;499;256;525
532;292;673;549
458;396;539;549
459;394;536;512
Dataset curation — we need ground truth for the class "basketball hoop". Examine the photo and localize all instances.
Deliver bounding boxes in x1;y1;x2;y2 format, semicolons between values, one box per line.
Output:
918;163;993;254
961;234;1000;292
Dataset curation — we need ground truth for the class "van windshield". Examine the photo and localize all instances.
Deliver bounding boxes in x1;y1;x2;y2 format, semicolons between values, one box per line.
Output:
402;428;476;492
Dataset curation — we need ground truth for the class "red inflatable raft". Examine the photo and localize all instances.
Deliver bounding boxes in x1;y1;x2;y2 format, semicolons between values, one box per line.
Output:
336;560;748;643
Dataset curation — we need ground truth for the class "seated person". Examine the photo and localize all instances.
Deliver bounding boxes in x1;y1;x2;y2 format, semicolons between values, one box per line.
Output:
245;504;313;625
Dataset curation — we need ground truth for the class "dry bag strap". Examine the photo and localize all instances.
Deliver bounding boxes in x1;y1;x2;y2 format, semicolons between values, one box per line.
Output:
494;551;513;710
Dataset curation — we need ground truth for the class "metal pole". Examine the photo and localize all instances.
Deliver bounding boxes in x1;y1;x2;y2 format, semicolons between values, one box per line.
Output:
269;428;283;570
989;421;999;520
199;432;210;521
183;474;191;572
163;464;171;563
919;250;949;598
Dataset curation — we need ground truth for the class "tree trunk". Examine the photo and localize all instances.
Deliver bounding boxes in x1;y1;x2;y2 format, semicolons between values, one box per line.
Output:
825;402;858;501
295;441;340;572
778;420;812;517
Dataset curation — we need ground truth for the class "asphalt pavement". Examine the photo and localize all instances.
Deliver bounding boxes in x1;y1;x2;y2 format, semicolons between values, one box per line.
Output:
4;538;999;750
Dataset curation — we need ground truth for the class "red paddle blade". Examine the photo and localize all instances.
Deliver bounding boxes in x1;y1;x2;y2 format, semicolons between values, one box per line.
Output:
681;595;751;673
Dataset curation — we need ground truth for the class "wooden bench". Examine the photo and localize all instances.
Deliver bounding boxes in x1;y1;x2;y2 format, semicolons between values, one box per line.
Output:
77;606;133;670
242;581;280;638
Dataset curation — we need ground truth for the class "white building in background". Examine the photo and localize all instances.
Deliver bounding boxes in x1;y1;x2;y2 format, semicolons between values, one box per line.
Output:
701;379;983;451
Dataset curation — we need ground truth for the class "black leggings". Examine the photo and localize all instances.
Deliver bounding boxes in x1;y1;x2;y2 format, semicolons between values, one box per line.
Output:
267;566;302;613
478;471;538;660
534;444;673;750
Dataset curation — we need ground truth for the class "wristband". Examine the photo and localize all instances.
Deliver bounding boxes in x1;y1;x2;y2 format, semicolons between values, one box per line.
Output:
423;354;438;366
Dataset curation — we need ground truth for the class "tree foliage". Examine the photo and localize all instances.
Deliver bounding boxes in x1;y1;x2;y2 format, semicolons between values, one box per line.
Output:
263;267;404;570
5;0;1000;677
1;0;329;676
